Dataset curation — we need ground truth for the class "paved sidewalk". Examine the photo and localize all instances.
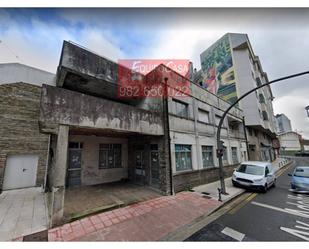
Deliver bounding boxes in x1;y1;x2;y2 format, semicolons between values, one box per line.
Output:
193;157;292;203
48;191;220;241
0;187;48;241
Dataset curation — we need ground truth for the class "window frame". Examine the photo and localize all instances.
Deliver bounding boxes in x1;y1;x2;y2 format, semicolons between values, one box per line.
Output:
98;143;122;169
198;108;211;124
175;144;192;172
173;99;189;118
201;145;214;168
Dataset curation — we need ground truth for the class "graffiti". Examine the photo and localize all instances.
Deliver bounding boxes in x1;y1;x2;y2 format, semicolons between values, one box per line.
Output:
200;34;238;105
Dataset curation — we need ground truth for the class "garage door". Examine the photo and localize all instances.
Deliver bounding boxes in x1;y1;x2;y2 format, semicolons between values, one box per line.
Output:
3;154;39;190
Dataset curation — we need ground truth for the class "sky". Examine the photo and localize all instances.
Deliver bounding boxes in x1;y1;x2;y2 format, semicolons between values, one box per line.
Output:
0;8;309;138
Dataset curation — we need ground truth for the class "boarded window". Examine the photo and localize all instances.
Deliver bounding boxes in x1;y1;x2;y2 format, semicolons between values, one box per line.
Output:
198;109;210;123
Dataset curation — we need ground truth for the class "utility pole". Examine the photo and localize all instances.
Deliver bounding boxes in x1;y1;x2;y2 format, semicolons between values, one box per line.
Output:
217;70;309;195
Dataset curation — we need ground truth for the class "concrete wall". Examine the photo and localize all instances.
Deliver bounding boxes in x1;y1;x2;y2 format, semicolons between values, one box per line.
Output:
0;82;50;191
279;132;302;151
69;135;129;185
40;84;164;136
0;63;55;86
173;164;237;192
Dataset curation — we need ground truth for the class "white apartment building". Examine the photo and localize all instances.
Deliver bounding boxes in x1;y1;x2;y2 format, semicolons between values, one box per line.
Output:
275;113;292;133
198;33;277;162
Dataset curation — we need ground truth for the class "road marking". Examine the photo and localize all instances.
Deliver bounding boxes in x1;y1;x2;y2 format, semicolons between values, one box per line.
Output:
251;201;309;218
221;226;245;241
280;221;309;241
228;193;257;215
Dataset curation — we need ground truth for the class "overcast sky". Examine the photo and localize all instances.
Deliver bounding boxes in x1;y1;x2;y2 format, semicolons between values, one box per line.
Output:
1;8;309;138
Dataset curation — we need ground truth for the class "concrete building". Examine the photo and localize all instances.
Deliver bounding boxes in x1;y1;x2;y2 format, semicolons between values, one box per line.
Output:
0;41;247;227
0;63;55;86
197;33;277;162
278;131;302;155
275;113;292;133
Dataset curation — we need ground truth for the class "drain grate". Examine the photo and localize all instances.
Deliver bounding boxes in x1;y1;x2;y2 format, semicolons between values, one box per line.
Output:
202;192;210;195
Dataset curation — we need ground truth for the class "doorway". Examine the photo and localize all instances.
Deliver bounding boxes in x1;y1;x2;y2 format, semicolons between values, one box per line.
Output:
67;142;83;187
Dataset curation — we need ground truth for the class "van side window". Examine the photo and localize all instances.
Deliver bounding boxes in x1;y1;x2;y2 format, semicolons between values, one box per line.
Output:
265;167;270;176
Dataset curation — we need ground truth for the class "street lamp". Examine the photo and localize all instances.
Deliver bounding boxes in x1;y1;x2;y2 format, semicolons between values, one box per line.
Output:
306;105;309;117
217;70;309;195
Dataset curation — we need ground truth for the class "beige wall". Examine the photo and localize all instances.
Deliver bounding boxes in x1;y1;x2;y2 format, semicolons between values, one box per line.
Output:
69;135;128;185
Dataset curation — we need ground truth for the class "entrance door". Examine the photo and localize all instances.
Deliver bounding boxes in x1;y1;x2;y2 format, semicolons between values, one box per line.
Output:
150;144;159;187
135;150;145;185
67;142;83;187
3;154;38;190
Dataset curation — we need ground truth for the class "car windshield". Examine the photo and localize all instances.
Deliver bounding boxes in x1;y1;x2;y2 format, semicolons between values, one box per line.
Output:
294;168;309;178
237;164;264;175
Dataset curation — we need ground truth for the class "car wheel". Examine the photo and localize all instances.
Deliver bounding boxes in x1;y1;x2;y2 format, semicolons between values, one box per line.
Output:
262;183;268;193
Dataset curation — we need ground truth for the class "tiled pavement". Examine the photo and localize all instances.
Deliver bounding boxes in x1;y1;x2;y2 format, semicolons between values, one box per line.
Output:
0;187;48;241
49;191;220;241
64;182;161;219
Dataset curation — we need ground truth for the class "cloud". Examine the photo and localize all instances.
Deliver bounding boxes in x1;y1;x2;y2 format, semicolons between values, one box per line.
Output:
273;95;309;139
0;8;309;138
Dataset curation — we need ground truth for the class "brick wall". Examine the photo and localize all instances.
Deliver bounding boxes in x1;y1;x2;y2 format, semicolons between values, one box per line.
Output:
0;82;50;191
173;164;238;192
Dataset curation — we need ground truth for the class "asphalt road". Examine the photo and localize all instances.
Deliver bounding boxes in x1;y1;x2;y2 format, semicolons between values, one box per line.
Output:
186;162;309;241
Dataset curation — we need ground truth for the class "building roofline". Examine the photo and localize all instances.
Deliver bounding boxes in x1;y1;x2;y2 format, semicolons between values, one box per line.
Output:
0;62;55;75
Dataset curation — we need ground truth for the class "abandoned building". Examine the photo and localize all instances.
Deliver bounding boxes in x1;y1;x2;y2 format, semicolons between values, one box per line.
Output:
0;41;248;228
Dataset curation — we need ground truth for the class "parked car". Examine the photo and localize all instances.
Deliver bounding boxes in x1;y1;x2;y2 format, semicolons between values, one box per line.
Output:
232;161;276;192
289;166;309;193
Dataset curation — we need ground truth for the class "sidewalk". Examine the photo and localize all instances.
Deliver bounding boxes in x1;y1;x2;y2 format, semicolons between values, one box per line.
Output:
14;158;292;242
193;157;291;203
48;191;221;241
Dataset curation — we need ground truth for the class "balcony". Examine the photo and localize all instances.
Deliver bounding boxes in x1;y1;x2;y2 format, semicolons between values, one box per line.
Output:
39;85;164;136
56;41;144;104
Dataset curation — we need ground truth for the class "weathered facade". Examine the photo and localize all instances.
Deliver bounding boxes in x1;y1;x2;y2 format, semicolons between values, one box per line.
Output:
0;41;248;228
40;41;173;226
152;65;247;192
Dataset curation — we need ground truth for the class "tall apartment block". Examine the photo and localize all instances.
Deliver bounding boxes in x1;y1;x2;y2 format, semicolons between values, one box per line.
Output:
196;33;278;162
275;113;292;133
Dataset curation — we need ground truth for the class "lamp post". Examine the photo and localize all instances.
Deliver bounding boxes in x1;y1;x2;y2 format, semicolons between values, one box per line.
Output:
217;70;309;195
306;106;309;117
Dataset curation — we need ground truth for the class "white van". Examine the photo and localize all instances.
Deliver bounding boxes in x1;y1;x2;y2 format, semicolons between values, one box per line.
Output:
232;161;276;192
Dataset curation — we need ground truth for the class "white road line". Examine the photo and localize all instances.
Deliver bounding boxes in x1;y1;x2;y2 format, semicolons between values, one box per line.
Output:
251;201;309;218
221;226;245;241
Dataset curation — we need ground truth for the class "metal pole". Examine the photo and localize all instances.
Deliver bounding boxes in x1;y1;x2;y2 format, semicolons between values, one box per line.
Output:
217;70;309;195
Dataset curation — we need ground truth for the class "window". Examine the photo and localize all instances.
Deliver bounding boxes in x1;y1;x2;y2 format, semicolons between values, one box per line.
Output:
254;130;258;137
69;142;83;149
173;99;188;118
198;109;210;123
259;93;265;103
262;111;269;121
99;144;122;169
175;144;192;171
248;128;252;136
202;146;214;168
256;77;262;87
231;147;238;164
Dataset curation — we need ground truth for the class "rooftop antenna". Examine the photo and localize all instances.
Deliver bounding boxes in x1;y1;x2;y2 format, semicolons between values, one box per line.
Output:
0;39;22;62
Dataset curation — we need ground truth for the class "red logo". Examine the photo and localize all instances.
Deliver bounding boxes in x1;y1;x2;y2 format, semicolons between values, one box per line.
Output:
118;59;191;98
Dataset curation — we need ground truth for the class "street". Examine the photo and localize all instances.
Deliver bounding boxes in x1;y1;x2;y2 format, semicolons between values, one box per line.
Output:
186;162;309;241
